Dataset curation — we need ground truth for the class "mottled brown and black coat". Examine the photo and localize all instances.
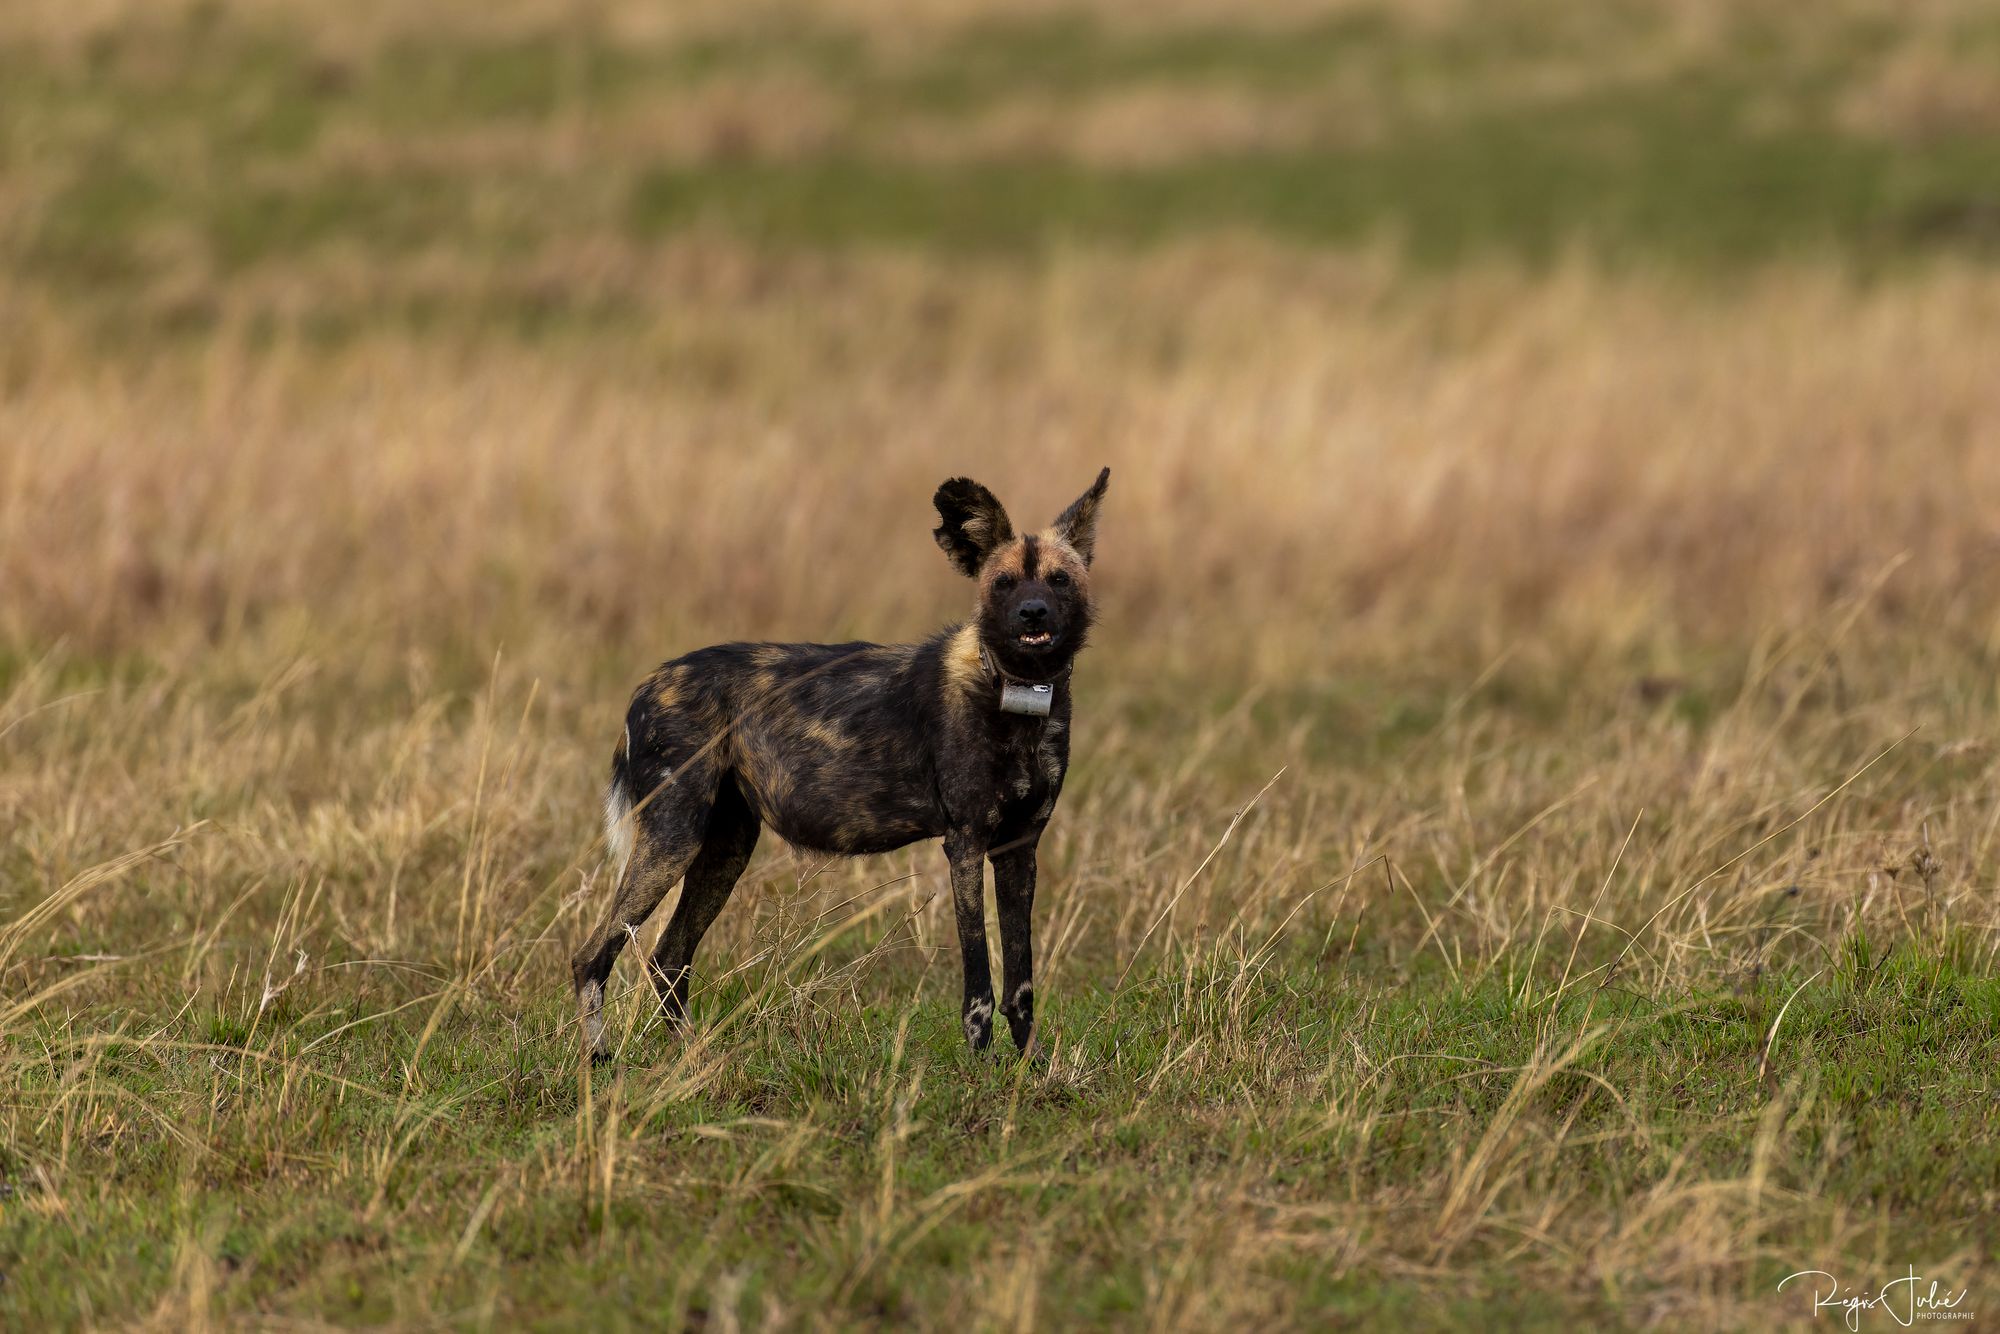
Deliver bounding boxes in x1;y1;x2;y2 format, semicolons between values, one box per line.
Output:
573;469;1110;1056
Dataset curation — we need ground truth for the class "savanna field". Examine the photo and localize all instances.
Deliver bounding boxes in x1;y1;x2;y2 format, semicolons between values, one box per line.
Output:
4;0;2000;1328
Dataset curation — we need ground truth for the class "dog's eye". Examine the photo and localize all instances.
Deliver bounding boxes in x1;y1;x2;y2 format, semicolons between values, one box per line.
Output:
1048;570;1071;588
993;575;1018;592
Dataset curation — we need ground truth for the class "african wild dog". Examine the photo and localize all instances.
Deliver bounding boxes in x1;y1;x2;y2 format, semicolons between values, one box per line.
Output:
572;469;1110;1057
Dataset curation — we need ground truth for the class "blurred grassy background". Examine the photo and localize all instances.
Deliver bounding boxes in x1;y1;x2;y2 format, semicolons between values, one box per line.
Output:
5;2;2000;1329
6;0;2000;345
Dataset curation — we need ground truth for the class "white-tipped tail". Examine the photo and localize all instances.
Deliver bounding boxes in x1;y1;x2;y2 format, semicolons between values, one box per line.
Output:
603;779;634;884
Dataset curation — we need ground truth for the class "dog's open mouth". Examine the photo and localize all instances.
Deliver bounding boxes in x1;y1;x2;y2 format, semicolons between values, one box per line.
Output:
1016;630;1055;648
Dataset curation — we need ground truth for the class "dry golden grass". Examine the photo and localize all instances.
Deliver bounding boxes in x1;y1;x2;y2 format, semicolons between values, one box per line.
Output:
10;248;2000;672
1840;37;2000;143
9;245;2000;1002
5;246;2000;1326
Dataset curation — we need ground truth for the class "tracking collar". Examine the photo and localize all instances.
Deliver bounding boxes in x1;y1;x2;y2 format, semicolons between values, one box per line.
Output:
978;645;1065;717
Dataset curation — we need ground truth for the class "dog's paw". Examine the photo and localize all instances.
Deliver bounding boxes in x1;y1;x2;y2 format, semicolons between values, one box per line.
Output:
961;995;996;1050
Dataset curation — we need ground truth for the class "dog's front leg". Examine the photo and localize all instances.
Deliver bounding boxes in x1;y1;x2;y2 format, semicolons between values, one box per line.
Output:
991;834;1040;1054
943;830;995;1049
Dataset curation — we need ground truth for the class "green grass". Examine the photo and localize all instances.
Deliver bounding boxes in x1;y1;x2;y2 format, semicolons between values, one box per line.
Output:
8;943;1994;1328
8;628;1993;1327
623;113;1968;266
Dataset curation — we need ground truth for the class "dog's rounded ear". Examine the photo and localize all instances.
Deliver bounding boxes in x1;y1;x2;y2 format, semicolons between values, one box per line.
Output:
1051;467;1110;566
933;478;1015;578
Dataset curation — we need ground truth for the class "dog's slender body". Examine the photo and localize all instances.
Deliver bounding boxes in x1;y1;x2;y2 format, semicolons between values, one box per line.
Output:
572;469;1109;1057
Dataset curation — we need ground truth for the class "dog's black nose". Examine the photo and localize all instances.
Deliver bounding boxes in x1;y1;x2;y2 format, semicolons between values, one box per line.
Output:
1016;599;1049;626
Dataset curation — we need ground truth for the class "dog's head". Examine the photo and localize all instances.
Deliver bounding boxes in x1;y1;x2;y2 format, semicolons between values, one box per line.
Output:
933;468;1109;680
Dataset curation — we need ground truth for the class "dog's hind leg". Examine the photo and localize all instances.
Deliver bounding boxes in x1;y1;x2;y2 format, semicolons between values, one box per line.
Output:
649;776;760;1027
572;763;717;1058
